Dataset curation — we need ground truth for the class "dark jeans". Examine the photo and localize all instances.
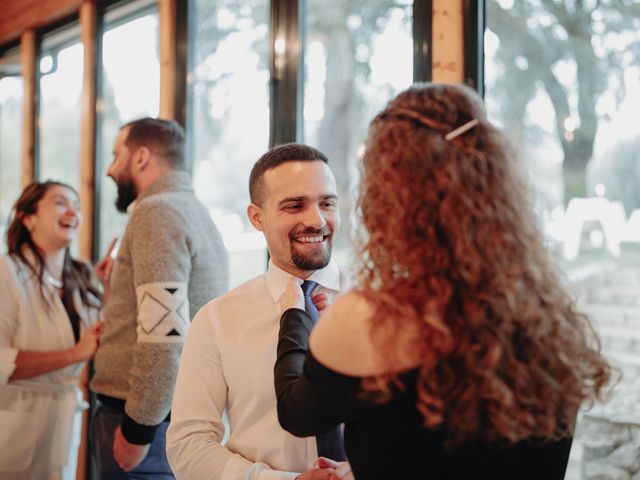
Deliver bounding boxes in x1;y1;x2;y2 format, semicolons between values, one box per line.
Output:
91;402;175;480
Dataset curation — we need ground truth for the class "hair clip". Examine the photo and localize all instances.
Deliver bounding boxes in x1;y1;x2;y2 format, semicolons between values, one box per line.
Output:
444;119;480;141
377;108;479;142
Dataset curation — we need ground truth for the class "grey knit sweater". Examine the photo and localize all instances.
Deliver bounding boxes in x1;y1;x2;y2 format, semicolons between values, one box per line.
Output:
90;171;228;443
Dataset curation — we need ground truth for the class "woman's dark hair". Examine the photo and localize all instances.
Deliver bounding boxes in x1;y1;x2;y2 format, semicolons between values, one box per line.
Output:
6;181;102;340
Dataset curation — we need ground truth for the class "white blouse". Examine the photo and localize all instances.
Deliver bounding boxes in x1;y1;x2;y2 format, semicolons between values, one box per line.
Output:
0;253;100;479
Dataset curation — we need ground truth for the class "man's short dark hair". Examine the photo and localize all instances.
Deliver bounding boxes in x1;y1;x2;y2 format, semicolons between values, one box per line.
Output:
122;117;186;171
249;143;328;205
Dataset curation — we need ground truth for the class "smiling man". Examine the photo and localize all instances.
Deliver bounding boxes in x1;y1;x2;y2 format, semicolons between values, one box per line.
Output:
167;144;352;480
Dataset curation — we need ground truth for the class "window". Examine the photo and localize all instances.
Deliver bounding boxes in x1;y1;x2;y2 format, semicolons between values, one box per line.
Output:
302;0;413;265
97;0;160;255
188;0;270;288
0;46;23;249
484;2;640;478
38;22;83;187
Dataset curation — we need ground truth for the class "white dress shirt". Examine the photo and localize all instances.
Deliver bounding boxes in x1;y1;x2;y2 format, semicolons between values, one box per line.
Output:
167;260;351;480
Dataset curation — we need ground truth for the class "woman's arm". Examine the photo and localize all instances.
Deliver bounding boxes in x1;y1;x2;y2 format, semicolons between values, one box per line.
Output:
10;321;103;380
274;307;353;437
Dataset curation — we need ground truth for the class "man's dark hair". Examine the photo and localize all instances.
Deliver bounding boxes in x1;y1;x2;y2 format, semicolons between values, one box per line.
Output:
122;117;186;171
249;143;328;205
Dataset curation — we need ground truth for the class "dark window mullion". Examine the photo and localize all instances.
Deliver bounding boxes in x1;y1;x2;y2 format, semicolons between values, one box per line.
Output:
269;0;300;147
413;0;433;83
463;0;485;96
92;4;107;263
174;0;188;132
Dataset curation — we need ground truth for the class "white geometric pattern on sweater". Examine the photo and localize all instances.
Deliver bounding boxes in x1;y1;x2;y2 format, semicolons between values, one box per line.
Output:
135;282;189;343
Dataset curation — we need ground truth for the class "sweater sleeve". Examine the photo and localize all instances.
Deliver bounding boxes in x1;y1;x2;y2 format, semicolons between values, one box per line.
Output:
274;308;356;437
122;199;192;444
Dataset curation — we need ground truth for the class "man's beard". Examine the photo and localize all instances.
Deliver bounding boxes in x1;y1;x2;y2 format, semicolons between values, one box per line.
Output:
114;178;137;213
290;227;333;271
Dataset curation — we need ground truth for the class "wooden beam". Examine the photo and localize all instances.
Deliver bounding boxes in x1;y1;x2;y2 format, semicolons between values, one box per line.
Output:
158;0;176;120
432;0;464;84
0;0;82;46
20;29;37;188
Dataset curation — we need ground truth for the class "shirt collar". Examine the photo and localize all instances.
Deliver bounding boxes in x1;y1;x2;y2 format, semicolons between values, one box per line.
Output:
265;259;342;303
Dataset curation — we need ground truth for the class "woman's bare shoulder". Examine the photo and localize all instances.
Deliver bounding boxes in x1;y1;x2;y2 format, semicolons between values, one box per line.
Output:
309;291;383;377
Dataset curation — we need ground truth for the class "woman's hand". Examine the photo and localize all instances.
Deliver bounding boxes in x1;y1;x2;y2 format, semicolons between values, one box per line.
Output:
72;321;104;362
280;277;305;311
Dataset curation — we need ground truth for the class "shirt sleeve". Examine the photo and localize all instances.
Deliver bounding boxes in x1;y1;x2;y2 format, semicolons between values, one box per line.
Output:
167;307;300;480
0;258;19;386
122;200;193;444
274;308;355;437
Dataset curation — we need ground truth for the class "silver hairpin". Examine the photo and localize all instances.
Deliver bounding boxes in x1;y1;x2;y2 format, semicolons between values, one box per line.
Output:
444;119;480;141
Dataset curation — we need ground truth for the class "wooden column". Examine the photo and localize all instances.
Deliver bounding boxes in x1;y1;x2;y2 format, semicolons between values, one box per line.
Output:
77;3;98;479
20;29;37;187
79;0;97;261
432;0;464;84
158;0;177;120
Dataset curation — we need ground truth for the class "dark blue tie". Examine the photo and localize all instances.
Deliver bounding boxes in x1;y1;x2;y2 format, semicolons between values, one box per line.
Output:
301;280;347;461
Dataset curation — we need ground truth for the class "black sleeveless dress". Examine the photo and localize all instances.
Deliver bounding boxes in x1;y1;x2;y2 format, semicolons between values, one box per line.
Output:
274;308;574;480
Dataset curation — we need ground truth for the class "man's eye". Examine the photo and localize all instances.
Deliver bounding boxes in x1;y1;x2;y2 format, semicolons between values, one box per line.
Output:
285;204;303;211
321;202;336;208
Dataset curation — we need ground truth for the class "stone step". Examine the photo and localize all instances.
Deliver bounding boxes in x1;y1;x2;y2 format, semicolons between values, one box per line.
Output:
598;326;640;356
586;286;640;306
588;271;640;286
605;352;640;379
583;303;640;329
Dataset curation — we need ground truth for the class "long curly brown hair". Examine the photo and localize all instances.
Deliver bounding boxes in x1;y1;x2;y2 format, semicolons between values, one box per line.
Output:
357;83;611;445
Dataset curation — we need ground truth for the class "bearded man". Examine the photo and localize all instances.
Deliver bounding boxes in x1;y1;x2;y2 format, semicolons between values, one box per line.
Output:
90;117;229;479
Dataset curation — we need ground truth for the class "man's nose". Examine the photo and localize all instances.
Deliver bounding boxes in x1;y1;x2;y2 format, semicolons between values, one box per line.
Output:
303;204;326;229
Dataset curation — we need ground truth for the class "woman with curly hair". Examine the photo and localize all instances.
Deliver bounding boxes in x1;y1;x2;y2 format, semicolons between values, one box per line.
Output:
0;181;107;479
274;83;611;479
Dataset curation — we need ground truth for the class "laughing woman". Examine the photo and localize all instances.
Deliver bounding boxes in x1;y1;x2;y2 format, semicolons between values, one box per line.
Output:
0;181;104;479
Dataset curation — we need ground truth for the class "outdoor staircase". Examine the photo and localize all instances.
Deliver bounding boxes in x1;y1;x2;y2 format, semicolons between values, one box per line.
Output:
565;262;640;480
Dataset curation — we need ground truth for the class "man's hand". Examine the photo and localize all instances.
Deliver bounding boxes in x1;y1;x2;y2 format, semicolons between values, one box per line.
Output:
317;457;354;480
95;237;118;300
295;467;336;480
113;426;150;472
311;292;329;315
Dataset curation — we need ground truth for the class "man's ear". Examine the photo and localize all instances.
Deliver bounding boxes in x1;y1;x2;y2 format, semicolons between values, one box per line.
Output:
247;203;264;231
131;146;151;173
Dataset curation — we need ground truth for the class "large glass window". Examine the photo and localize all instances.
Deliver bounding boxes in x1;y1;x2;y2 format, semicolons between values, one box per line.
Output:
0;47;23;249
303;0;413;265
97;0;160;255
188;0;270;288
485;2;640;478
38;23;83;187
